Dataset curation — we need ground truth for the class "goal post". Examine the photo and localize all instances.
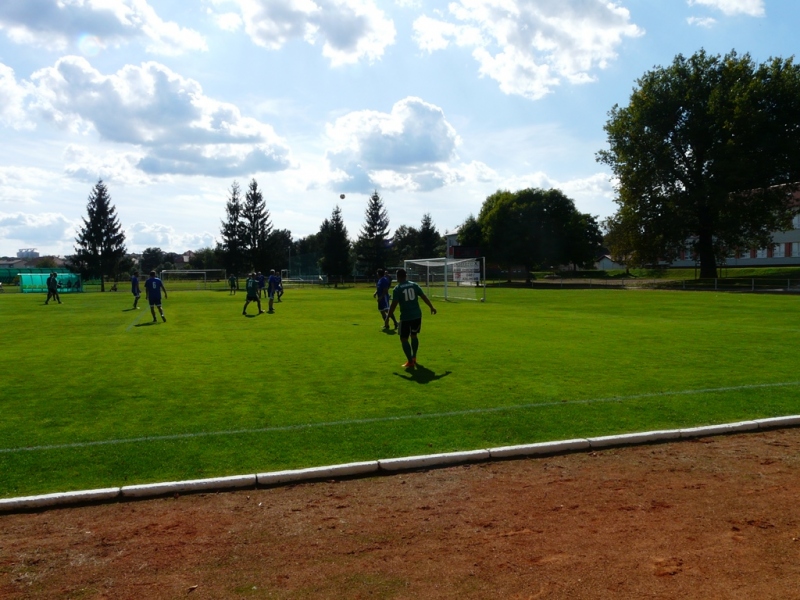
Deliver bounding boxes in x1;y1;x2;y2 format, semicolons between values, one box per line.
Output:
159;269;227;291
403;257;486;302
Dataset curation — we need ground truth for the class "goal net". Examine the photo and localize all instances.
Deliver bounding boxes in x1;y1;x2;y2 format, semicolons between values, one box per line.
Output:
159;270;227;291
403;257;486;302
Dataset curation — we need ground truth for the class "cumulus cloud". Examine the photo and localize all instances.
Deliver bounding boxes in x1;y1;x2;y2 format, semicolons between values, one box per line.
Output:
209;0;395;66
687;16;717;27
0;63;34;129
687;0;765;17
126;221;216;251
63;144;150;184
413;0;643;100
500;171;615;215
0;166;64;205
0;0;206;55
28;56;292;178
324;96;494;192
0;211;78;246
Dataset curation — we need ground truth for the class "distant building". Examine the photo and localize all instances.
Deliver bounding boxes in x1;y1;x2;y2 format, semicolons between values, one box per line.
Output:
671;202;800;268
17;248;39;259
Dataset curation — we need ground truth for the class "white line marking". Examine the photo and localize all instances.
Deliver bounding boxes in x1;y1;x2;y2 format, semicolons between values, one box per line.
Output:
3;380;799;455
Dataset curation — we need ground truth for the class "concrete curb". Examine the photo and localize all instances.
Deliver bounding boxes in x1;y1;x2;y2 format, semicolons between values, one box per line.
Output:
378;449;490;471
488;438;591;458
0;487;120;512
2;417;798;512
587;429;682;448
257;461;379;485
121;474;257;498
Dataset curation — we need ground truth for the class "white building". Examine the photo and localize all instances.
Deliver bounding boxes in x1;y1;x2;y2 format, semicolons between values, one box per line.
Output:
670;214;800;267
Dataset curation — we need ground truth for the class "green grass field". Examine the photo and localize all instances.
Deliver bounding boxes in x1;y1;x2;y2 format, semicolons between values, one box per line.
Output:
2;286;800;499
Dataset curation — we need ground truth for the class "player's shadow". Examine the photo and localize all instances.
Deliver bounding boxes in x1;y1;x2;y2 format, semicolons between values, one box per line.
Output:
381;328;398;336
122;308;137;312
393;364;452;384
134;321;157;327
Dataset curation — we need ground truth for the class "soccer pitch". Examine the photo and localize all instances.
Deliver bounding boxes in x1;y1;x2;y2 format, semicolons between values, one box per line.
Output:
2;286;799;499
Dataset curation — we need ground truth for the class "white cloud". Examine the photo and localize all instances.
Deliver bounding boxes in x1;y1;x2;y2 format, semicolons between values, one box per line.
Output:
0;211;78;247
126;221;216;251
0;166;64;205
27;56;292;178
499;171;615;215
209;0;396;66
63;144;150;184
413;0;643;100
324;96;493;192
687;0;765;17
0;63;33;129
687;16;717;27
0;0;207;55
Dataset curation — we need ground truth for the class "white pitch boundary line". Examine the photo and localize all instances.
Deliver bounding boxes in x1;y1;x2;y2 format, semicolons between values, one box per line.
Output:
3;380;800;455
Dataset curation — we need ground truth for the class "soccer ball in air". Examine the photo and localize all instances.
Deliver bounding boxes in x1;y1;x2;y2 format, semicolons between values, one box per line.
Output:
340;193;345;199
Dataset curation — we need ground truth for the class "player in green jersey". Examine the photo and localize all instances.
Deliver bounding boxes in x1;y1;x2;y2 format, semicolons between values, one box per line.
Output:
242;272;265;315
385;268;436;368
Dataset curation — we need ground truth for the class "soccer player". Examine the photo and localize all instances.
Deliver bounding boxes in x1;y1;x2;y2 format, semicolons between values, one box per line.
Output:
228;273;238;295
131;271;141;309
385;268;436;368
144;270;167;322
276;273;284;302
374;268;397;330
257;271;266;298
267;269;280;313
243;272;265;315
45;272;61;304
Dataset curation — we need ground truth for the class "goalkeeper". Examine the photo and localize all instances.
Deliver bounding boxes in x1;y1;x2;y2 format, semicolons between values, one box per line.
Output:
385;268;436;369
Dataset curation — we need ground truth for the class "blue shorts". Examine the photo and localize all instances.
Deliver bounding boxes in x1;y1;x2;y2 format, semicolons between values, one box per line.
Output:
149;297;162;307
377;296;390;311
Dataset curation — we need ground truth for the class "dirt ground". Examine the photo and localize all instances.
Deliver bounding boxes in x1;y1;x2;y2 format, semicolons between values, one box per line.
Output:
2;428;800;600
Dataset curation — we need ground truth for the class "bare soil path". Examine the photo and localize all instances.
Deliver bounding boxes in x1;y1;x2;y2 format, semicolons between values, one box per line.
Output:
3;428;800;599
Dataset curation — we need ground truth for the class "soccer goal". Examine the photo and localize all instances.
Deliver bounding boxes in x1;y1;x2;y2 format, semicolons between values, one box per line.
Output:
404;257;486;302
160;269;227;291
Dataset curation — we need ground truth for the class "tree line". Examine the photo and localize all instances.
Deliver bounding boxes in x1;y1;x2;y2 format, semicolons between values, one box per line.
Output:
69;48;800;286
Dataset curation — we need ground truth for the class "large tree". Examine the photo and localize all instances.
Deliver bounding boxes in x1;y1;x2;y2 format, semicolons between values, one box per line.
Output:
355;190;391;274
140;247;165;273
598;49;800;277
242;178;272;271
392;225;419;262
318;205;352;286
72;180;127;292
219;181;246;276
478;188;601;280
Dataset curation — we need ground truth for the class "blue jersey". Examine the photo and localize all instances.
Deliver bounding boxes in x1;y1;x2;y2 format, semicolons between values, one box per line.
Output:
257;274;266;288
145;277;165;304
267;274;280;293
131;276;140;295
376;276;391;298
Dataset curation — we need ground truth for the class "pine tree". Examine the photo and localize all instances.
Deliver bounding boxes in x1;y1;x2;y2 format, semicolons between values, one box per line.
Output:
72;180;126;292
319;205;352;287
356;190;391;275
219;181;246;277
242;178;272;271
417;213;442;257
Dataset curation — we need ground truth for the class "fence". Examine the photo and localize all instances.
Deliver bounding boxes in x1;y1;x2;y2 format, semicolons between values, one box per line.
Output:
514;277;800;292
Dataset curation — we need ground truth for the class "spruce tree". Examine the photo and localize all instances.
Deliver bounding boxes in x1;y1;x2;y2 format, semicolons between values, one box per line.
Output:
219;181;246;277
72;180;126;292
242;178;272;270
319;205;352;287
356;190;391;275
417;213;442;258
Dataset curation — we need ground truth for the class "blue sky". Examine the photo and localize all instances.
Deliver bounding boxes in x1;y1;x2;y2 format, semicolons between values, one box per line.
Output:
0;0;794;256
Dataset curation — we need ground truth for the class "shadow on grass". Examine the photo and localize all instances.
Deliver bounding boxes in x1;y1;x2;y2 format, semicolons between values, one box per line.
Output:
393;364;452;384
134;321;158;327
